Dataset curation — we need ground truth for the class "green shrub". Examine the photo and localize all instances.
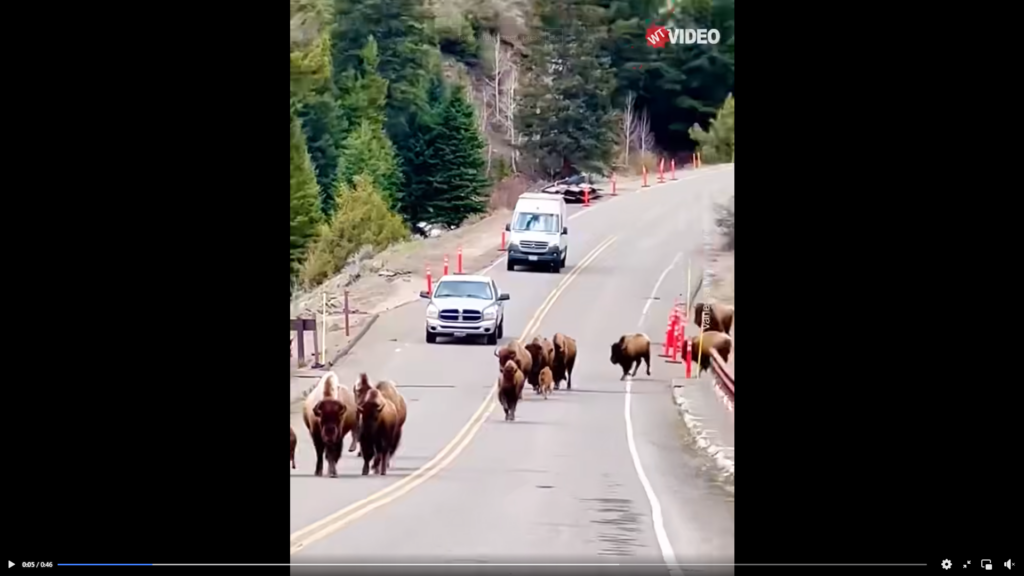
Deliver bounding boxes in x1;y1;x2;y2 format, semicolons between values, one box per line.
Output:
689;94;734;165
298;175;408;288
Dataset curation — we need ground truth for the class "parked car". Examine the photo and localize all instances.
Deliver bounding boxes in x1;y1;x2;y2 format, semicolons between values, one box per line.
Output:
420;274;510;345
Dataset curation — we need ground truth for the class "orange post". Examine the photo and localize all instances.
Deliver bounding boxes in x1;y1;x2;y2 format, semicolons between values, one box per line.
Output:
611;172;617;195
457;247;463;274
499;231;506;251
658;157;665;183
666;305;683;364
426;264;433;295
670;159;677;180
443;254;449;276
642;164;649;187
583;186;590;207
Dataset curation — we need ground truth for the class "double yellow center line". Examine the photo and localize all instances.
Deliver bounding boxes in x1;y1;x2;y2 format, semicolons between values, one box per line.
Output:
289;235;618;555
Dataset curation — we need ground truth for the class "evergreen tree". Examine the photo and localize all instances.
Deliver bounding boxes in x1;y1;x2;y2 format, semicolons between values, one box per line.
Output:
337;119;403;207
335;36;389;135
688;93;733;163
428;84;489;226
518;0;618;177
395;74;448;224
331;0;438;142
299;175;409;288
290;111;322;282
297;91;346;216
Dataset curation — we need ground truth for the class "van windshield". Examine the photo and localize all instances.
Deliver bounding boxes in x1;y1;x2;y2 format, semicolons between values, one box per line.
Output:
512;212;560;233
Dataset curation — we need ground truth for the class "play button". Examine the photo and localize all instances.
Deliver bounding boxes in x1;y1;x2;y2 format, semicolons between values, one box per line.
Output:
8;561;13;568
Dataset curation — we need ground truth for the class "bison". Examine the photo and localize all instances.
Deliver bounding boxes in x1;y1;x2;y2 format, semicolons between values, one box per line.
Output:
495;339;533;381
290;426;297;469
693;302;734;335
498;359;526;421
538;366;554;399
690;331;733;376
524;336;554;393
302;371;358;477
356;387;400;475
551;333;577;390
609;333;652;381
374;379;407;465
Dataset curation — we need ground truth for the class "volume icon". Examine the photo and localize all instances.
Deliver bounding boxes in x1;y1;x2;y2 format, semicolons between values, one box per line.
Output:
1006;559;1014;570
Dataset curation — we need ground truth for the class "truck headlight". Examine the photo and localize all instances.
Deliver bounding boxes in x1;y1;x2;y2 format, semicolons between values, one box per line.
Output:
426;304;439;319
483;307;497;320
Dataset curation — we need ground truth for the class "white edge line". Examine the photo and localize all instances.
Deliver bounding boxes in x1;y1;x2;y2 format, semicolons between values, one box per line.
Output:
640;252;682;326
626;253;686;576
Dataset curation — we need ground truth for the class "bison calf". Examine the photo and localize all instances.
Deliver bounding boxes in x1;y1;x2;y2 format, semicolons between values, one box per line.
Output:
290;426;297;469
551;333;577;390
690;331;732;376
524;336;554;393
693;302;734;335
498;359;526;421
357;387;400;476
302;372;358;477
538;366;554;399
610;333;652;381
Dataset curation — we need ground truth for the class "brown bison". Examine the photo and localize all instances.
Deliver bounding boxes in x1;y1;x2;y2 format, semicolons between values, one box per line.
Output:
357;387;400;475
538;366;554;399
374;379;407;465
524;336;554;393
290;426;297;469
610;333;652;381
495;339;533;380
498;359;526;421
551;333;577;390
690;331;733;376
302;372;358;477
693;302;734;335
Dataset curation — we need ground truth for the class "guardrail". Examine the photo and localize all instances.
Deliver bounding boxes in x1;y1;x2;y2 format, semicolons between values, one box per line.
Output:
710;349;734;409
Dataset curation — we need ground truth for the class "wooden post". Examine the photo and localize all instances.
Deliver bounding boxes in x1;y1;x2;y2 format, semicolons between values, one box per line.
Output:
344;290;350;337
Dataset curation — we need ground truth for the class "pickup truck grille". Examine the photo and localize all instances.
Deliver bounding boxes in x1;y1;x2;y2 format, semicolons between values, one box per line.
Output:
438;309;483;322
519;240;549;251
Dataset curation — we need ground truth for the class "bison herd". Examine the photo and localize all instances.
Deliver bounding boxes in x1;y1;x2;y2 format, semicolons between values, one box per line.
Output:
292;303;732;472
298;371;409;478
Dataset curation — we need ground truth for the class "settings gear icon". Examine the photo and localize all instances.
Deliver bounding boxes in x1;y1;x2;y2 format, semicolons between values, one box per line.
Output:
941;559;952;570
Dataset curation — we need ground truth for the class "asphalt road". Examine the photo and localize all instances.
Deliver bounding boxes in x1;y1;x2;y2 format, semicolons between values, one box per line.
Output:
290;166;735;569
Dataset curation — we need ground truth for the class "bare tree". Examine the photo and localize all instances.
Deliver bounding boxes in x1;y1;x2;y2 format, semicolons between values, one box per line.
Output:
632;107;655;164
620;91;636;168
481;32;520;176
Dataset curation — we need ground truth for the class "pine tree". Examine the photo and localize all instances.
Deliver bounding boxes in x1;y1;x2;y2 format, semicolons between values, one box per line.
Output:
395;74;447;224
688;93;733;163
297;91;346;216
299;175;409;288
290;111;322;282
337;119;403;207
331;0;438;142
517;0;618;177
335;36;389;135
428;85;489;226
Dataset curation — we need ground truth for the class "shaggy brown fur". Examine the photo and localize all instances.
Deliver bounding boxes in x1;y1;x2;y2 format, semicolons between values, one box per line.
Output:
495;340;533;381
690;331;733;376
350;373;375;456
693;302;734;335
302;372;358;477
290;426;297;469
498;360;526;421
609;333;652;381
374;379;407;464
551;333;577;390
538;366;554;399
356;387;399;475
524;336;554;393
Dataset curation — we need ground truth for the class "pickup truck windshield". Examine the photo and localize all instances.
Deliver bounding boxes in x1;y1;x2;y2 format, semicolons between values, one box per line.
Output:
433;281;493;299
512;212;560;233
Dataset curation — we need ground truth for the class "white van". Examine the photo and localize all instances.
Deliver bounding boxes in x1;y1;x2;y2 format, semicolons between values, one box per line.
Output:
505;193;569;273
